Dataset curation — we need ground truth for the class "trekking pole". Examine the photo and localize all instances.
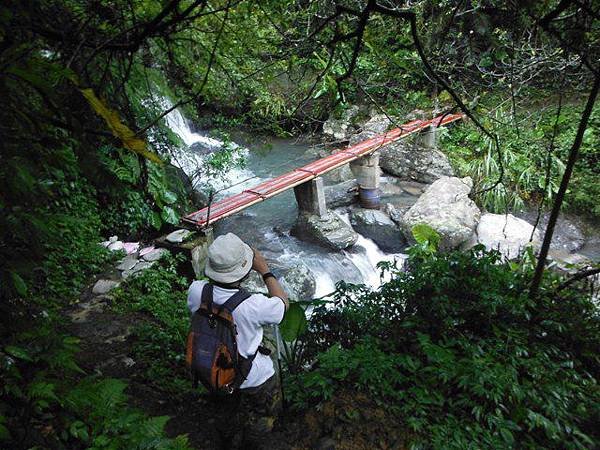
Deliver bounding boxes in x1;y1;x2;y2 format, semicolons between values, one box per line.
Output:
274;325;287;412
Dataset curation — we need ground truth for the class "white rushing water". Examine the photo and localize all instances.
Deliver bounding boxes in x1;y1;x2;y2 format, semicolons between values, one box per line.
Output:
163;105;259;197
338;211;406;288
165;107;407;294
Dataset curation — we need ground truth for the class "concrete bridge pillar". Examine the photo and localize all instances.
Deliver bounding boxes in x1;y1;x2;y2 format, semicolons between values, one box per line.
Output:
294;177;327;217
418;122;438;150
350;152;381;209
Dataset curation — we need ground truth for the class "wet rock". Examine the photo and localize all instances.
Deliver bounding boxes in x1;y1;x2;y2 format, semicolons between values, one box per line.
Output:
469;213;541;259
516;211;586;254
323;106;360;141
92;279;120;295
166;229;193;243
292;211;358;250
349;208;406;252
188;141;216;156
116;254;138;271
191;240;211;279
548;250;591;272
383;203;404;225
324;164;355;183
379;140;454;184
242;263;317;301
401;177;480;250
108;240;125;252
122;261;156;279
325;180;358;208
142;248;169;261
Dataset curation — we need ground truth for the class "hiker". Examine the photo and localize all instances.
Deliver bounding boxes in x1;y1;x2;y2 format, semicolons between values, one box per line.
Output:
187;232;289;450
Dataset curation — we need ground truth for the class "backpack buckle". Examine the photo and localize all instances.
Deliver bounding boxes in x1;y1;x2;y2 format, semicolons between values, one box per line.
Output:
224;384;235;395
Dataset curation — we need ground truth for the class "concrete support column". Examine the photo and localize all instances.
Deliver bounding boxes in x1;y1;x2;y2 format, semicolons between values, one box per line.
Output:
418;125;438;149
350;152;381;209
294;177;327;217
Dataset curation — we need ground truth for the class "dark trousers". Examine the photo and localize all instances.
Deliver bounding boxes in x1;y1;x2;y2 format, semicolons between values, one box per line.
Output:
213;375;281;450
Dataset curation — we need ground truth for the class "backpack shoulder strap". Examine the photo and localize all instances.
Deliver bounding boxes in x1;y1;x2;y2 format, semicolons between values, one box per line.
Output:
221;289;251;314
199;283;214;311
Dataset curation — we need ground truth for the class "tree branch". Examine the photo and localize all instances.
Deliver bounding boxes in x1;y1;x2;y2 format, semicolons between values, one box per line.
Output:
529;74;600;299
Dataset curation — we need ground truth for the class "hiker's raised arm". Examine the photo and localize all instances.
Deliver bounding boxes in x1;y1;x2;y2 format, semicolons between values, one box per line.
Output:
252;248;289;310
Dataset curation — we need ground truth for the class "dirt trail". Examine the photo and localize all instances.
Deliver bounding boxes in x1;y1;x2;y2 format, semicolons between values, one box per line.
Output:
65;261;301;449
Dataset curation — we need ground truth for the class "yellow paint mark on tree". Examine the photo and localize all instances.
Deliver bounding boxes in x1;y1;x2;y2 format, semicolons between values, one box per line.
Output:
79;88;162;165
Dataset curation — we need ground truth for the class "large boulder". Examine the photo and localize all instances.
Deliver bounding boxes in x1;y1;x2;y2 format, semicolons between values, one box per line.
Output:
516;211;586;254
379;140;454;184
349;208;406;252
348;116;453;184
401;177;480;250
324;180;358;208
470;213;541;259
291;211;358;250
241;263;316;301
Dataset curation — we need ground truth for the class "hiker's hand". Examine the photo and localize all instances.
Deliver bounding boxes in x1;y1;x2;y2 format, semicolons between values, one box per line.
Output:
252;249;269;275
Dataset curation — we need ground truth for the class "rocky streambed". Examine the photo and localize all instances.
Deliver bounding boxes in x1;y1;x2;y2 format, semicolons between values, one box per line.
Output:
162;106;600;301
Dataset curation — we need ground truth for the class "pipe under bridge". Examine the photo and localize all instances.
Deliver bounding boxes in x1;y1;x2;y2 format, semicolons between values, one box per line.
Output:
183;112;464;229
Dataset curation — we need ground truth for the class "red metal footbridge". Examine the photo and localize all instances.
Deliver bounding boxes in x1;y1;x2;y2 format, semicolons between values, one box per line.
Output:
183;112;465;229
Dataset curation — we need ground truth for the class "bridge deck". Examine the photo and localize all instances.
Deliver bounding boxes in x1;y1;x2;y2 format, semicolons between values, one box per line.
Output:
183;112;464;228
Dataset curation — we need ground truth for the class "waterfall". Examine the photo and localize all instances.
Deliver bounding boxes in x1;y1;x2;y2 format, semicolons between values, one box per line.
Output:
162;103;257;197
162;102;407;296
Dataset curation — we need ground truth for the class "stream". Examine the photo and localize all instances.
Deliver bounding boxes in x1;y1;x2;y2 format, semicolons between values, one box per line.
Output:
166;108;408;297
165;107;600;299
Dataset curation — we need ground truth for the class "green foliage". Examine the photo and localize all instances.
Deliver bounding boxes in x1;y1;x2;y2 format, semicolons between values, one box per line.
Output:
1;318;191;449
411;224;440;255
443;102;599;218
279;302;308;342
292;246;600;448
111;255;192;394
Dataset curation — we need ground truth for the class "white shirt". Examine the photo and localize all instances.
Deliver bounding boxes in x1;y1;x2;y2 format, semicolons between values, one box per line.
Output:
187;280;285;389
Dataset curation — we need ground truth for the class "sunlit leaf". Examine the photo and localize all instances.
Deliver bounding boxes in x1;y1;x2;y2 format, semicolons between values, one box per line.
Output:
279;302;307;342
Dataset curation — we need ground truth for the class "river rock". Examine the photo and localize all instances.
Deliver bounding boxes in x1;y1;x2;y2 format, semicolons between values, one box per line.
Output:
548;249;591;271
325;180;358;208
516;211;586;253
401;177;480;250
92;279;120;295
322;106;360;141
292;211;358;250
470;213;541;259
383;203;404;225
166;229;193;243
122;261;156;279
324;164;355;183
142;248;170;261
349;207;406;252
108;240;125;252
379;140;454;184
241;263;316;301
116;254;138;271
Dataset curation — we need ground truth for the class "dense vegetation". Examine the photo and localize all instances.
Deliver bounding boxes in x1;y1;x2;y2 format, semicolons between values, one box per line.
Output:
1;0;599;448
289;233;600;448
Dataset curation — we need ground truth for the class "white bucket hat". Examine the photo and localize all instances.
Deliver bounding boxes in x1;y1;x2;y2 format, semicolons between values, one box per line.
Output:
205;233;254;284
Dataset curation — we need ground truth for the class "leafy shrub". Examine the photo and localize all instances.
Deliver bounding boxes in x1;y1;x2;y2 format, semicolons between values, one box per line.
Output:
1;318;191;449
291;245;600;449
111;255;192;393
442;102;600;219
